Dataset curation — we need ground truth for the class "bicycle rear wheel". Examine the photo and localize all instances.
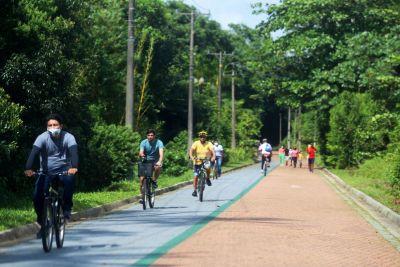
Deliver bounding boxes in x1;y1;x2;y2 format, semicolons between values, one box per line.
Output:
148;179;156;208
198;171;206;202
263;162;267;176
42;198;54;252
55;199;65;248
141;180;147;210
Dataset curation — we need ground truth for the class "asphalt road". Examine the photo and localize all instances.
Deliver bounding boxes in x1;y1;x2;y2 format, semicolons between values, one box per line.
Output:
0;163;271;267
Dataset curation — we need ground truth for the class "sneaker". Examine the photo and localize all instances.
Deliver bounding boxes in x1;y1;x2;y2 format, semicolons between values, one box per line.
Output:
206;179;212;186
152;180;158;189
192;191;197;197
63;211;71;220
36;228;43;239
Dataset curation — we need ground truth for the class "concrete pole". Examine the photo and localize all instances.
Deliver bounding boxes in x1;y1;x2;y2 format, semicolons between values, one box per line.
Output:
125;0;135;128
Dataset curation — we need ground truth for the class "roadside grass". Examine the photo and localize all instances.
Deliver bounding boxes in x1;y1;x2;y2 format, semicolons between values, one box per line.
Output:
328;155;399;213
0;159;254;232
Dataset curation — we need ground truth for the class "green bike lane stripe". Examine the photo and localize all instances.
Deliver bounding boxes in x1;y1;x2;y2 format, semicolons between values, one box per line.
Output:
132;165;277;267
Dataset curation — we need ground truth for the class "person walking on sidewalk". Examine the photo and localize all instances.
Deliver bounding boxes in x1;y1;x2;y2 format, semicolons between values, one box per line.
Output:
298;150;304;168
307;144;317;172
278;146;285;166
284;146;290;166
291;147;299;168
213;141;224;177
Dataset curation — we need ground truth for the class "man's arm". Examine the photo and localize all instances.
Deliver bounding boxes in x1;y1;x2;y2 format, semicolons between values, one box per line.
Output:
157;148;164;166
68;144;79;175
24;146;41;177
189;146;194;160
210;145;216;161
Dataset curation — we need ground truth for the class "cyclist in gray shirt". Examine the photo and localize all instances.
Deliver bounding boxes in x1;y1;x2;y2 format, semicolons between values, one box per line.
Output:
24;114;78;237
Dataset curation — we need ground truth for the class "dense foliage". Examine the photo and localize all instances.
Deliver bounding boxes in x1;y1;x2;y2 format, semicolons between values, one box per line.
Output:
0;0;399;204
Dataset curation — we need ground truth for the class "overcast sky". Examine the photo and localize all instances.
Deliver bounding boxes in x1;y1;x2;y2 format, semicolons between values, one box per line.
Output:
181;0;280;29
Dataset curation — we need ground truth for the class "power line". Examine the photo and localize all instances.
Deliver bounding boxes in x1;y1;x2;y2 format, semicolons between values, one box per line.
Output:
186;0;210;13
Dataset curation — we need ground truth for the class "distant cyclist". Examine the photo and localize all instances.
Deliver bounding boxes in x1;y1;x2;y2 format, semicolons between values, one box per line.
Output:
258;138;272;172
213;141;224;177
139;129;164;189
24;114;78;237
189;131;216;197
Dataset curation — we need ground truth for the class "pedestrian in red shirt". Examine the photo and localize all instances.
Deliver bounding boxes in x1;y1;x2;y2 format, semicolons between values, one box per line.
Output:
307;144;317;173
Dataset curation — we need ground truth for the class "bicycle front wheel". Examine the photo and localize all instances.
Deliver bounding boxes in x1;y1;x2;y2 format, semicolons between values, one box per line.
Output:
42;198;54;252
148;180;156;208
55;200;65;248
263;162;267;176
141;180;147;210
198;171;206;202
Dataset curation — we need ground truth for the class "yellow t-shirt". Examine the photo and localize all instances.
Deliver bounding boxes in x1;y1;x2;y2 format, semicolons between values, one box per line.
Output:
191;140;214;165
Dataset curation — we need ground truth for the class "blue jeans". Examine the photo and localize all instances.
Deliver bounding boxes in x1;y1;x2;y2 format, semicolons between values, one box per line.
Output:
215;156;223;176
33;174;75;225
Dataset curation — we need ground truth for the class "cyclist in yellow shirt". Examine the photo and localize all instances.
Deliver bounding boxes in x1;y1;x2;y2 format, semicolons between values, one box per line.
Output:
189;131;216;197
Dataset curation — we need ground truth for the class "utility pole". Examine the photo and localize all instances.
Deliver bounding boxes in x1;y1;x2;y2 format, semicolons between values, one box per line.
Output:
188;11;194;149
178;10;209;151
298;106;302;149
125;0;135;128
223;62;238;149
287;107;291;148
231;66;236;148
208;52;234;113
208;51;233;135
279;111;282;144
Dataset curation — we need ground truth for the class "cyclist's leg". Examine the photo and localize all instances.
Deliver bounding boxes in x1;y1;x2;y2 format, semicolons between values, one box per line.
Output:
60;174;74;218
33;174;47;225
206;168;212;186
153;163;161;181
192;165;200;195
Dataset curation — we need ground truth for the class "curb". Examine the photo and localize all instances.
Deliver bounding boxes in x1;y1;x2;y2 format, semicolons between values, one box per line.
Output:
0;163;254;246
321;168;400;240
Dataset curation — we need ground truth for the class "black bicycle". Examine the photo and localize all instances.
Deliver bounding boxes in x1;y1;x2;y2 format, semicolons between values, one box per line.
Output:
196;158;211;202
138;161;156;210
37;172;68;253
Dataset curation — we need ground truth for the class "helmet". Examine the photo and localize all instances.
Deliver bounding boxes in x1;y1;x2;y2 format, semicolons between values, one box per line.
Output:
198;130;208;137
262;138;267;143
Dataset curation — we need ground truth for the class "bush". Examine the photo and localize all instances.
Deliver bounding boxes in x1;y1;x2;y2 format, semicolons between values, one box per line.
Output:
81;124;140;190
224;147;251;163
163;131;189;176
326;92;379;168
390;146;400;200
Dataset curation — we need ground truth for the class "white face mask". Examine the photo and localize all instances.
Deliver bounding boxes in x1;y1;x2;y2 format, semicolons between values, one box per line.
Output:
48;128;61;137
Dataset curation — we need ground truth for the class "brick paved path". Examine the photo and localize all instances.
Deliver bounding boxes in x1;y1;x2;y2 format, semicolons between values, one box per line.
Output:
153;164;400;266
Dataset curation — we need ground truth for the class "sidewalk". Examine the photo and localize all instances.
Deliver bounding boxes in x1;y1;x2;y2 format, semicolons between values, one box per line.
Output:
153;165;400;266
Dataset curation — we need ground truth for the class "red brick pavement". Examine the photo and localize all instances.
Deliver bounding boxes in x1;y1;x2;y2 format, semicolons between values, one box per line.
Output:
153;164;400;267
